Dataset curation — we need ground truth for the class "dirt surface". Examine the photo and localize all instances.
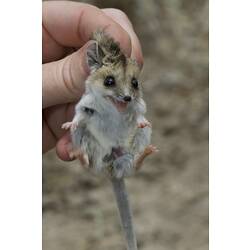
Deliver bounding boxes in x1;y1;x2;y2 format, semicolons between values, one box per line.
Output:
43;0;208;249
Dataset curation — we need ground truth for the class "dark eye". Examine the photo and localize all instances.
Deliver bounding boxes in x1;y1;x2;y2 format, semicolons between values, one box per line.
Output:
104;76;115;87
131;78;138;89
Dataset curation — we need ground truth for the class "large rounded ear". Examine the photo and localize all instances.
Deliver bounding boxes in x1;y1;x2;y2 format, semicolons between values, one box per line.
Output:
86;41;104;72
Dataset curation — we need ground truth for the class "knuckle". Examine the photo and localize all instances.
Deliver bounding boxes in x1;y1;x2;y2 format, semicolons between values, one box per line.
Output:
57;56;77;97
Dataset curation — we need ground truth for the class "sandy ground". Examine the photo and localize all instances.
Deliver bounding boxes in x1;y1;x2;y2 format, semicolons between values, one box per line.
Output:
43;0;208;249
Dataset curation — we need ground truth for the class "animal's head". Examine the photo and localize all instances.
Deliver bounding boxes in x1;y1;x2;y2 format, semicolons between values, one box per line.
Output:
85;30;143;112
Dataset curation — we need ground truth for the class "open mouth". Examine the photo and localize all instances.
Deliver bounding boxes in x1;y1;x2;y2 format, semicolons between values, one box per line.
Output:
106;96;128;112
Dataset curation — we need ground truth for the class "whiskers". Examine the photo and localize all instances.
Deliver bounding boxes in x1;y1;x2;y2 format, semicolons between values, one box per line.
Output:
134;97;144;107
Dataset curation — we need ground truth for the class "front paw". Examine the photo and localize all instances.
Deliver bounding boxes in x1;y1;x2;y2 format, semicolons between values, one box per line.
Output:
144;144;159;154
112;154;134;179
61;121;78;131
137;120;152;128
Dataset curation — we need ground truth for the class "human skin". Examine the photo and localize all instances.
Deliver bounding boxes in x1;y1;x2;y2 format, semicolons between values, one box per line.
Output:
42;1;143;161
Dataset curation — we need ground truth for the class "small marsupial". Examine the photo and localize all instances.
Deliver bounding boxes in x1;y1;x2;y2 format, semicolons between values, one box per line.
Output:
62;30;157;250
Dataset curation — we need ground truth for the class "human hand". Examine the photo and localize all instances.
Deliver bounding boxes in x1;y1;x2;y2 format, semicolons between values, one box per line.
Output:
42;1;143;160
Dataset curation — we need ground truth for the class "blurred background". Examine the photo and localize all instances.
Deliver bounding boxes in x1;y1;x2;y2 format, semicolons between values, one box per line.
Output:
43;0;208;249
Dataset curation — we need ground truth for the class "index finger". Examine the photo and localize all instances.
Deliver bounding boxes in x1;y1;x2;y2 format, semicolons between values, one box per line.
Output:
42;1;132;63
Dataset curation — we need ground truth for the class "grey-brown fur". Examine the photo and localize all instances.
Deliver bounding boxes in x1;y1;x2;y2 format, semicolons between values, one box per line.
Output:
91;30;126;66
62;31;156;250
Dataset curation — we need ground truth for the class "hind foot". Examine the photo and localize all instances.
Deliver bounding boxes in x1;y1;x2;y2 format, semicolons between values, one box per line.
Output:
135;144;158;170
67;144;89;167
112;154;134;179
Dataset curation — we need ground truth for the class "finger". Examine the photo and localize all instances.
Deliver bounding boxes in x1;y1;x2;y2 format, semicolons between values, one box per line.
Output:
43;115;57;154
43;103;75;154
102;8;143;67
43;23;74;63
56;132;73;161
43;42;91;108
43;103;75;142
43;1;131;63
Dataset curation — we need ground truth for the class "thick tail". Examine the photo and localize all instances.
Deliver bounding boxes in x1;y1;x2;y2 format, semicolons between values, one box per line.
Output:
111;178;138;250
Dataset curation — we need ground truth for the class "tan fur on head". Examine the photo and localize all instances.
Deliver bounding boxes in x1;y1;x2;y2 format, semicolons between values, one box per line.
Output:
85;30;142;103
91;29;126;66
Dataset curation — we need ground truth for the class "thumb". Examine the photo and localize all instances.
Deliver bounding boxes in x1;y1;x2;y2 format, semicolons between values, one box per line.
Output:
42;42;92;108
